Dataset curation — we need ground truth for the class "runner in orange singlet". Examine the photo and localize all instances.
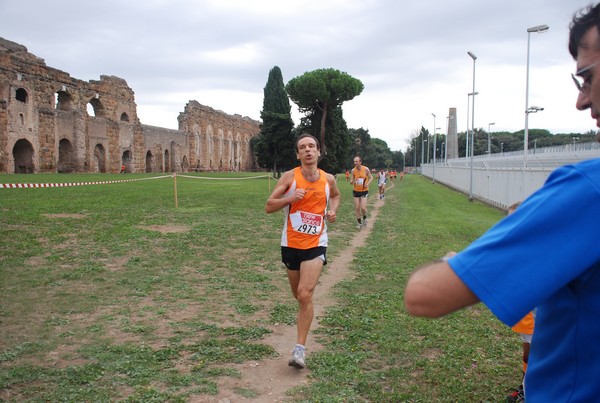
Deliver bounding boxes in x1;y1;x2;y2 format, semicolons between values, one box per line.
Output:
265;134;341;369
351;156;372;229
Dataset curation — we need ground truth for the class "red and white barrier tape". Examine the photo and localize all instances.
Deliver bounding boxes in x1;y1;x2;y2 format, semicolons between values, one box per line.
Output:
176;174;270;180
0;175;172;189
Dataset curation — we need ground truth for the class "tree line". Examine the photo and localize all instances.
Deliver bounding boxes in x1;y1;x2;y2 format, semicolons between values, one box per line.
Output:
406;126;598;167
251;65;595;173
251;66;403;174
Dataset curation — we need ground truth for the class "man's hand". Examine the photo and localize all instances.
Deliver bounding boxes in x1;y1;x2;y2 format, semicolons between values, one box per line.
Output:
289;188;307;203
325;210;337;223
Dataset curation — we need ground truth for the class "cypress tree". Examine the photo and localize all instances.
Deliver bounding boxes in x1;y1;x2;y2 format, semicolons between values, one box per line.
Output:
254;66;295;173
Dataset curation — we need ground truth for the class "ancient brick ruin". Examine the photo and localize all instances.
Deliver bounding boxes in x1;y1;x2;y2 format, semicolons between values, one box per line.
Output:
0;37;260;174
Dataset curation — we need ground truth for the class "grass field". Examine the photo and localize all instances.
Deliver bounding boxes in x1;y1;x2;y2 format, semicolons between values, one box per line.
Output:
1;172;521;401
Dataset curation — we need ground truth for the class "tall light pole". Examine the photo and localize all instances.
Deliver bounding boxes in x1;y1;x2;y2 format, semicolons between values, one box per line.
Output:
467;51;477;201
466;95;470;158
432;113;437;183
487;122;495;155
524;24;549;168
421;134;426;170
424;139;428;162
413;137;416;170
441;141;445;162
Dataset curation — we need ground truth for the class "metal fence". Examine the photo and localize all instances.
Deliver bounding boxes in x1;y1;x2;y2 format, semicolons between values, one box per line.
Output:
421;142;600;210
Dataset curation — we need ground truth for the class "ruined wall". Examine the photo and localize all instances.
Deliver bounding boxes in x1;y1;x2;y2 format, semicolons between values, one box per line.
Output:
142;125;188;172
177;101;256;171
0;37;260;174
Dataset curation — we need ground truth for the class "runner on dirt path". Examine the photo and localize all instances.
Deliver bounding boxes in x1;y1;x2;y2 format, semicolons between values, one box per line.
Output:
351;156;372;229
265;133;341;369
377;169;387;200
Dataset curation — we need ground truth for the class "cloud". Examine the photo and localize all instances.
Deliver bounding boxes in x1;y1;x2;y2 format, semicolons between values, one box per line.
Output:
1;0;595;152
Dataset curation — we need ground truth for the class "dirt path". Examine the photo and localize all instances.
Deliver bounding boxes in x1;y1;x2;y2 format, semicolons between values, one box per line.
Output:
207;189;390;403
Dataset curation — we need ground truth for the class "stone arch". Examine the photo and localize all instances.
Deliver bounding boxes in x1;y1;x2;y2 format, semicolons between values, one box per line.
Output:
235;132;242;171
15;88;28;103
193;124;201;166
55;90;73;111
164;149;170;172
121;150;132;173
145;150;154;173
87;97;105;118
120;112;130;122
218;129;224;166
93;144;106;173
57;138;75;173
206;125;214;169
13;139;34;173
169;141;178;172
226;131;234;171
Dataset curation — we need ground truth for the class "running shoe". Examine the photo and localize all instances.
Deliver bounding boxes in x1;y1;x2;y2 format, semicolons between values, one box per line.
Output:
288;345;306;369
506;385;524;402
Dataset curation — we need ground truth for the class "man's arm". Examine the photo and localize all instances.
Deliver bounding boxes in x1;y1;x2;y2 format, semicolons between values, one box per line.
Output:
325;173;341;222
265;171;303;214
365;167;373;187
404;260;479;318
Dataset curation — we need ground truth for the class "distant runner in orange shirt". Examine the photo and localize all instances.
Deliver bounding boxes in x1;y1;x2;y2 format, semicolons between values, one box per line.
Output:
351;156;373;229
265;134;341;370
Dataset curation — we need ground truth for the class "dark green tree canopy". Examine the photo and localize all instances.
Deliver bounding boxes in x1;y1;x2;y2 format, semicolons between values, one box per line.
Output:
347;127;403;171
252;66;295;173
261;66;291;118
286;68;364;112
286;68;363;157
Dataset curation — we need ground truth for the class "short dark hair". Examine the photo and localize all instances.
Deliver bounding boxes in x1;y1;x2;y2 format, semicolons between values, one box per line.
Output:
569;3;600;59
296;133;320;152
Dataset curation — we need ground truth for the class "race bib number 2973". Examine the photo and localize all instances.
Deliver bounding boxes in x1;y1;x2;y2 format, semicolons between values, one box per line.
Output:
290;211;323;235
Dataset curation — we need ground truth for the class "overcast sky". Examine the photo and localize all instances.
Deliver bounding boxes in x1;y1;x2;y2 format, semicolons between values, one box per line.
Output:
1;0;596;151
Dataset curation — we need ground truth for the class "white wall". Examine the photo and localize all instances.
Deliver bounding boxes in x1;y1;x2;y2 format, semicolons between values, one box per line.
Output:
420;144;599;210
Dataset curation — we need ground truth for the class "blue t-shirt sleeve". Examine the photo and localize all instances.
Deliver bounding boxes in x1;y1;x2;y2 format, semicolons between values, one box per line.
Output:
449;161;600;326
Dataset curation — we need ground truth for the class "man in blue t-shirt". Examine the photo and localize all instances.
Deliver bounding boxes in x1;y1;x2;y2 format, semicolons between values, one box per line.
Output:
405;4;600;402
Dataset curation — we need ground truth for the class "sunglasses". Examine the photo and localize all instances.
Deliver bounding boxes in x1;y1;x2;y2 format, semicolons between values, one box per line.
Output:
571;60;600;93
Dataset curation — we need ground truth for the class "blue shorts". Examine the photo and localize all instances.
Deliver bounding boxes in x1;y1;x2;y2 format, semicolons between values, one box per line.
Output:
281;246;327;271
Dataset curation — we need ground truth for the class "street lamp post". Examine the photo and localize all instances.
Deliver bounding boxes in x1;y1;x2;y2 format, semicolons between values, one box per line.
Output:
467;51;477;201
432;113;437;183
501;142;504;154
487;122;495;155
413;137;416;170
441;141;445;162
424;139;428;162
524;24;549;168
466;95;470;158
421;136;427;169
